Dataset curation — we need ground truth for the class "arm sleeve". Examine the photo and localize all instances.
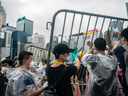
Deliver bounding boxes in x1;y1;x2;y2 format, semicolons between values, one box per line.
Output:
36;66;44;73
68;66;77;77
81;54;93;67
114;47;123;63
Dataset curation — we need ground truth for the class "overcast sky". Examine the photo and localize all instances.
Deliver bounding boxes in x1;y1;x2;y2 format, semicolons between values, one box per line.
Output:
1;0;128;44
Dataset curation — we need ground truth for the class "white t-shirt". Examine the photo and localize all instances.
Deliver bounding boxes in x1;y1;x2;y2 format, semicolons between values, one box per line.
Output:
38;62;43;68
36;64;47;74
36;66;44;74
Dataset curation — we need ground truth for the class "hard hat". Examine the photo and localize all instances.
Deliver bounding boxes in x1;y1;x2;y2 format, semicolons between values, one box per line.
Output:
79;52;84;57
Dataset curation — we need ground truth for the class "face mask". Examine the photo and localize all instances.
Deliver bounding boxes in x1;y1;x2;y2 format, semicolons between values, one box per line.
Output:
105;51;108;55
29;61;34;69
66;55;71;62
17;61;19;64
63;54;71;62
1;67;11;74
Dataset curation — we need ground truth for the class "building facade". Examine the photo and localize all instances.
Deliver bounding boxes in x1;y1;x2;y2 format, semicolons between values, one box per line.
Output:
126;2;128;17
10;31;27;59
27;33;45;48
0;1;6;25
46;36;58;51
1;23;16;32
16;16;33;36
69;29;102;54
0;31;12;60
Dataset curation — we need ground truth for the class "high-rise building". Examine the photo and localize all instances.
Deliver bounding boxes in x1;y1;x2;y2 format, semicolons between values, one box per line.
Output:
69;29;102;54
0;1;6;25
16;16;33;36
0;31;12;60
53;36;58;44
27;33;45;48
1;23;16;32
46;36;58;51
0;14;3;31
10;31;27;59
126;2;128;17
0;1;6;31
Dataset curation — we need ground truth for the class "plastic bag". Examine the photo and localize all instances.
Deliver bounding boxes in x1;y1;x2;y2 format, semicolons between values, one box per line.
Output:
81;53;118;96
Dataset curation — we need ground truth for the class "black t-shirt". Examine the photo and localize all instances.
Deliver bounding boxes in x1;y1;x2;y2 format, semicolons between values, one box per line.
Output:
0;74;8;96
47;65;77;96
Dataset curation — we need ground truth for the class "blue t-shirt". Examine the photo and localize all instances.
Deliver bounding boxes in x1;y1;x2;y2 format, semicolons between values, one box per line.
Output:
114;45;128;93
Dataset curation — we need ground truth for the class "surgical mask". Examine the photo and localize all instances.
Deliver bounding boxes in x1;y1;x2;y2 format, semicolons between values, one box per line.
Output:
66;55;71;62
105;51;108;55
17;61;19;64
1;67;11;74
63;54;71;62
29;61;34;69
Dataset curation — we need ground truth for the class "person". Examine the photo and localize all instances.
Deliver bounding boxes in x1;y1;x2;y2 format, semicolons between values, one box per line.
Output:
77;52;86;95
81;38;118;96
38;57;46;68
0;59;13;96
77;64;86;95
13;56;20;68
35;57;47;74
5;51;48;96
113;28;128;96
46;44;81;96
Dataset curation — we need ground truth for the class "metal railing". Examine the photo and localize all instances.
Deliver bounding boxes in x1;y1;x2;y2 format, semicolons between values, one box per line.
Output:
47;9;128;96
25;45;55;64
47;9;128;66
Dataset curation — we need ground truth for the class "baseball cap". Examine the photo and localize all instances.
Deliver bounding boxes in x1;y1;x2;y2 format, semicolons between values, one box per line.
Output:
53;44;74;56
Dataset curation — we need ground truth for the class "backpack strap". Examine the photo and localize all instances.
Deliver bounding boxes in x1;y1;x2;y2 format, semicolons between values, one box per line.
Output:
122;44;128;51
47;65;68;87
53;66;68;87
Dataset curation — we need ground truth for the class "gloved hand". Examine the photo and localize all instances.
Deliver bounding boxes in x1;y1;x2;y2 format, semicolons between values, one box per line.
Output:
43;81;48;89
72;46;78;61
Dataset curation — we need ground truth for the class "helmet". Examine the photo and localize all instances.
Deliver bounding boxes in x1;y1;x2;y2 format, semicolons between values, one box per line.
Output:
79;52;84;57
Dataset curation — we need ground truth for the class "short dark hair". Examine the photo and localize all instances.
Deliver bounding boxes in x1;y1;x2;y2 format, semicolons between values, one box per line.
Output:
121;28;128;42
1;59;13;66
94;38;106;51
19;51;33;65
55;54;59;59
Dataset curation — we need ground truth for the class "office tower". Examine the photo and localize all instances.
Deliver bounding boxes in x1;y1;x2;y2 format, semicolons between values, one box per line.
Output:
16;16;33;36
69;29;101;53
126;2;128;17
1;23;16;32
27;33;45;48
10;30;27;59
0;1;6;31
0;31;12;60
0;1;6;25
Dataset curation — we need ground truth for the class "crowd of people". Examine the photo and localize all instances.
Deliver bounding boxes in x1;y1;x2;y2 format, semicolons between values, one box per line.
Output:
0;28;128;96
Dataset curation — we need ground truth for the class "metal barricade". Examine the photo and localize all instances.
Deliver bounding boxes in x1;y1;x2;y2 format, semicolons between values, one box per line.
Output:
25;45;55;64
47;9;128;96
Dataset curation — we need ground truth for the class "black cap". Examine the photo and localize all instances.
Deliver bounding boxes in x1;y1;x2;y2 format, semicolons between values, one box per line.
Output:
53;44;74;55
